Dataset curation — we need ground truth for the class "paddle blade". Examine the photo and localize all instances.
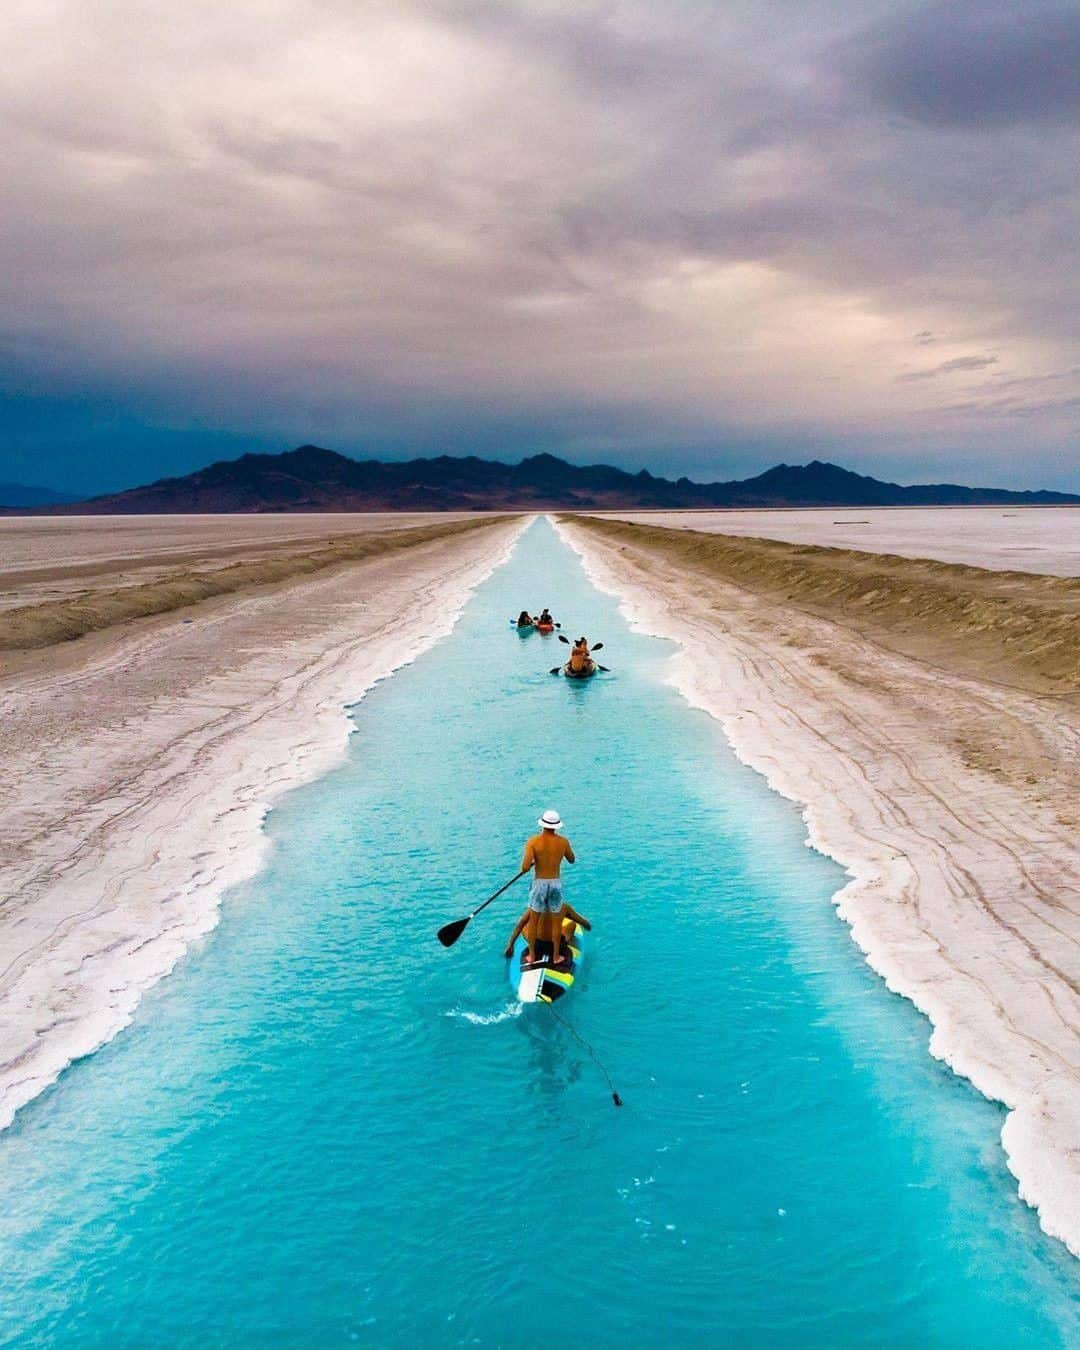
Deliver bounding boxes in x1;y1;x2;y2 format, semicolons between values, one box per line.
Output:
437;916;470;947
592;642;604;651
558;634;569;644
612;1092;623;1107
550;666;561;675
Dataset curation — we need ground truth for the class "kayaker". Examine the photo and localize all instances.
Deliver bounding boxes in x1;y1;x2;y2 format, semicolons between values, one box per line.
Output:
516;610;535;627
517;808;575;966
568;637;591;673
537;608;554;627
503;902;591;960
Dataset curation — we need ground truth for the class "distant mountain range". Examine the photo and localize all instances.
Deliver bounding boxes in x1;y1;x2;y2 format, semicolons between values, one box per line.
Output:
0;481;80;508
15;446;1080;513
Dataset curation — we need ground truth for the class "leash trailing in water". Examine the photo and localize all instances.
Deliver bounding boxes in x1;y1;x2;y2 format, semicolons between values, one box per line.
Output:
508;919;622;1107
548;1003;623;1107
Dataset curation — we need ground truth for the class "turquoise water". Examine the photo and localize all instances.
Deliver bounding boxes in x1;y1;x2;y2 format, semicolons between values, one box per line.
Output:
1;519;1076;1347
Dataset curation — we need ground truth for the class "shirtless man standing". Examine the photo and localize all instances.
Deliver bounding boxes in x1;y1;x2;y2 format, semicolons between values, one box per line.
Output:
516;808;576;966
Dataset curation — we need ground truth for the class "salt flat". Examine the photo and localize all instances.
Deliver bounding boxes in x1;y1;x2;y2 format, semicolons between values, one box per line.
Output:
0;512;479;610
0;512;477;571
598;506;1080;576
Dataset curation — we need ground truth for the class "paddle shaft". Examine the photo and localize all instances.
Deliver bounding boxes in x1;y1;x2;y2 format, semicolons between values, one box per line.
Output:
437;868;529;945
468;869;528;922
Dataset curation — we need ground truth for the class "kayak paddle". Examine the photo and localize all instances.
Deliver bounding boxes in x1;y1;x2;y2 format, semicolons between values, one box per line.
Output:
552;641;610;674
437;870;527;947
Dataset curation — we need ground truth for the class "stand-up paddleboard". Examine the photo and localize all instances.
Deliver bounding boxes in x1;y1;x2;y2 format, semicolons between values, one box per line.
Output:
508;917;583;1004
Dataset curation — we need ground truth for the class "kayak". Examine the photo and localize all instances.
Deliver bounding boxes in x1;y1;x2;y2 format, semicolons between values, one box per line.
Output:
562;660;597;679
535;622;555;634
509;619;535;632
509;916;583;1004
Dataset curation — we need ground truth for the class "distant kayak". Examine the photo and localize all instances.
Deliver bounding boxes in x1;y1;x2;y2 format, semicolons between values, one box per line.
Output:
509;917;583;1004
535;621;555;634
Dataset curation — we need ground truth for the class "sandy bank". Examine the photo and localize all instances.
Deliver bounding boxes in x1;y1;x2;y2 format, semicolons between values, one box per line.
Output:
559;515;1080;1258
573;517;1079;695
0;515;524;1129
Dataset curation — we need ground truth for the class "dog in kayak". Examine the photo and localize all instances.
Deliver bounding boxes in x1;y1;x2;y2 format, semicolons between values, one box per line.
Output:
566;636;595;677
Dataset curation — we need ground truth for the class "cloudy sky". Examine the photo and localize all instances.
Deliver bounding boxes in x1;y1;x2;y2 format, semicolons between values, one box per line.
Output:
1;0;1078;493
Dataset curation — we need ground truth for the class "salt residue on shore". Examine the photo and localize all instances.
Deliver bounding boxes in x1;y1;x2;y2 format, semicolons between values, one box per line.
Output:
557;517;1080;1259
0;517;525;1130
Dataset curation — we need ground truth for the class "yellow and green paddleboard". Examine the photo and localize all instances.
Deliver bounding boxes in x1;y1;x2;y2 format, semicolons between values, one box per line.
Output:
509;918;583;1004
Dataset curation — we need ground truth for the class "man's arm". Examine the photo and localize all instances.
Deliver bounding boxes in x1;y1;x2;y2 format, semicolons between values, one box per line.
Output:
520;839;536;873
504;910;528;958
564;838;576;864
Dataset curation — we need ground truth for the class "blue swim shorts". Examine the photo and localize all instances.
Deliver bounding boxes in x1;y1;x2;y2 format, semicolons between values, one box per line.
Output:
528;878;565;914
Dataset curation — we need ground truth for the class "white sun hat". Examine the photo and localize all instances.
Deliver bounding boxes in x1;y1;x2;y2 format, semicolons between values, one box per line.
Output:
538;809;563;830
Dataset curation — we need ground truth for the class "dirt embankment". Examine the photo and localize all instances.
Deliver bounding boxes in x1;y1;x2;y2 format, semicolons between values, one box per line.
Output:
0;516;510;652
566;516;1080;695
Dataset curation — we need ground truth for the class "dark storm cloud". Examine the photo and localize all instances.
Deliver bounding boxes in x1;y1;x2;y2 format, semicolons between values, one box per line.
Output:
840;1;1080;127
0;0;1077;493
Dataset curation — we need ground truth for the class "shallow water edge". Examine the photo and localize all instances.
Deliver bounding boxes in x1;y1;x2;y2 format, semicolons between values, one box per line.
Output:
557;515;1080;1261
0;518;527;1133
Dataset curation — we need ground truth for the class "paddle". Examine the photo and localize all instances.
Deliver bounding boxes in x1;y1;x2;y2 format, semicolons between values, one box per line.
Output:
437;870;527;947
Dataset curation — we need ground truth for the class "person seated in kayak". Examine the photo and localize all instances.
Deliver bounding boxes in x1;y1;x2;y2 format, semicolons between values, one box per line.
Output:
503;902;591;961
517;808;575;965
568;637;592;673
516;610;535;627
537;608;554;627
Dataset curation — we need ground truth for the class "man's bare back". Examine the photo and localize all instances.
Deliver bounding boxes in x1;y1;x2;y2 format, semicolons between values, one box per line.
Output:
522;831;575;878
